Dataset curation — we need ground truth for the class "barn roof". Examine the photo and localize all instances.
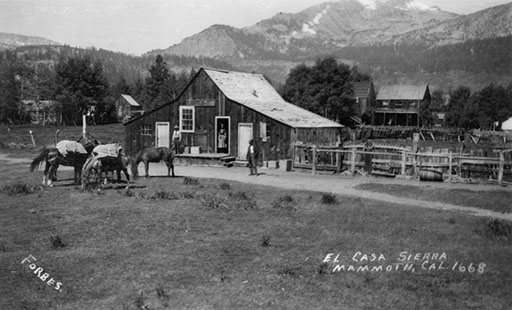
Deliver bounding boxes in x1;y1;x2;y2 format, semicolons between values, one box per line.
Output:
203;68;342;128
120;94;140;106
377;85;430;101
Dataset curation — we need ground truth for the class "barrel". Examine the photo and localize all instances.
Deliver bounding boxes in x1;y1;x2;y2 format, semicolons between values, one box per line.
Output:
419;169;443;182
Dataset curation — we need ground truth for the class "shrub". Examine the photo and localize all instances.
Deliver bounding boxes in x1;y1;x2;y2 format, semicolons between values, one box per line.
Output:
155;284;167;298
480;219;512;241
229;191;258;210
272;195;296;211
2;183;37;195
219;182;232;190
50;235;66;248
182;191;195;199
120;189;134;197
183;177;200;185
203;193;228;210
260;235;271;247
153;190;178;200
318;262;332;275
321;192;337;205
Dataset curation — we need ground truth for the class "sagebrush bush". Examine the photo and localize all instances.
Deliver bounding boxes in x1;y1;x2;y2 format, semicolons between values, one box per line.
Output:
321;193;337;205
183;177;200;185
272;195;296;210
219;182;232;190
481;219;512;241
153;190;178;200
229;191;258;210
2;183;37;195
203;193;228;210
50;235;66;248
182;191;195;199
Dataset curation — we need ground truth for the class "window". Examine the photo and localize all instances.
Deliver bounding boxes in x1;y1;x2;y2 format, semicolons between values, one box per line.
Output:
395;101;403;108
179;106;195;132
141;124;151;135
382;101;390;107
260;122;267;142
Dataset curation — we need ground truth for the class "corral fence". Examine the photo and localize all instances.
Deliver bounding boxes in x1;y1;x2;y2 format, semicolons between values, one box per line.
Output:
345;126;512;145
293;142;512;185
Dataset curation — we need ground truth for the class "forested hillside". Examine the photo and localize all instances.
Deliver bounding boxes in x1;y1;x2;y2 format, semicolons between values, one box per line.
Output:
331;35;512;76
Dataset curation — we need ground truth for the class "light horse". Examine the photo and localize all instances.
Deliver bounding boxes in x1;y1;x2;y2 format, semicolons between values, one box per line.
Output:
134;146;175;178
82;154;137;190
30;139;99;186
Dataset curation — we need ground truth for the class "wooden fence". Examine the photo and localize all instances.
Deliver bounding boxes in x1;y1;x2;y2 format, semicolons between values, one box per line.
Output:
293;143;512;185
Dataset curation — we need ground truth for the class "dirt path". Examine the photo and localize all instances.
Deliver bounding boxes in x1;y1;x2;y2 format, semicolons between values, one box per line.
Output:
3;152;511;221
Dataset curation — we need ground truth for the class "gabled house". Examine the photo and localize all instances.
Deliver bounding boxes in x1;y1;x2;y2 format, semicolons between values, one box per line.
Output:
115;94;143;122
352;81;375;117
18;100;62;125
374;85;431;127
124;67;343;161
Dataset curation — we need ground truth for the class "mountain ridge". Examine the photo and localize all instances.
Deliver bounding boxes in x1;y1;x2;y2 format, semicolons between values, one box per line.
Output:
0;32;60;51
151;0;461;59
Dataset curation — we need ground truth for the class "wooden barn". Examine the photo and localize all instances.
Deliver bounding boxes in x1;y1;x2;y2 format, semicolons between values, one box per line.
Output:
124;68;343;163
115;94;144;122
373;85;431;127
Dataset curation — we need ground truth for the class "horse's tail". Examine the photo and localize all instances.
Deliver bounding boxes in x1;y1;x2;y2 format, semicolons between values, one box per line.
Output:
30;148;50;172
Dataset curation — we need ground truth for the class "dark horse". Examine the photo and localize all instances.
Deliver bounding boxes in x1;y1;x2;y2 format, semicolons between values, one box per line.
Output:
134;147;175;178
82;155;137;190
30;139;98;186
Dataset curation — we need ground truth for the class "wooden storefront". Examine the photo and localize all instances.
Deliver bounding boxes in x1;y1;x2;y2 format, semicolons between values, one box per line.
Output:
124;68;343;161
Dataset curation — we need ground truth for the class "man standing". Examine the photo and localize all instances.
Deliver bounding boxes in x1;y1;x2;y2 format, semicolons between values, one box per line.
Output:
246;139;258;176
172;125;182;154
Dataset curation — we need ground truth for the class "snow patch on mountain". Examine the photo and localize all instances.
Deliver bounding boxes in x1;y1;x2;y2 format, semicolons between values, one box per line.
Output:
313;5;330;24
302;23;316;35
406;0;439;11
357;0;384;10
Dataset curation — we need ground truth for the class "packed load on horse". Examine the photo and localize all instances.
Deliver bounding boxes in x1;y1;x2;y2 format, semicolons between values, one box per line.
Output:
30;139;99;186
81;143;136;189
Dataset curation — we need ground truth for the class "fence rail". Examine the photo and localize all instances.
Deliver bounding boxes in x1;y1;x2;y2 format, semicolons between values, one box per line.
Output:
293;144;512;185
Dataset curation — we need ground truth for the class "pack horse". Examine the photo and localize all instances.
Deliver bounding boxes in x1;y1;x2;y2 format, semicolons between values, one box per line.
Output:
81;144;137;189
30;139;99;186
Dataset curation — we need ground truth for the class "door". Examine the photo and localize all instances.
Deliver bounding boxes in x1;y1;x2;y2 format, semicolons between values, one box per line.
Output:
238;123;253;160
215;116;230;154
155;122;170;148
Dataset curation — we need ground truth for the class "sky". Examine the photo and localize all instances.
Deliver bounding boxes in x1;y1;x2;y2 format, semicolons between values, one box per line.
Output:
1;0;511;55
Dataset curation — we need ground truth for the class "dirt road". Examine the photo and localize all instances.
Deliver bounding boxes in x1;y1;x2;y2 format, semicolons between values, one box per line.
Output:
4;152;511;221
144;162;512;221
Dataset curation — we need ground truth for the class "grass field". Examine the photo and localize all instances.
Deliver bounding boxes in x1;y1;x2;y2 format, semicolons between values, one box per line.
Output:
0;124;124;155
355;183;512;214
1;160;512;310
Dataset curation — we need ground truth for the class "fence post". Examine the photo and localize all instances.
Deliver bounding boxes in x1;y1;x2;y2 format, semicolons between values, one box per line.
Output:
351;147;356;173
401;149;406;176
448;152;453;182
336;144;343;174
498;151;504;185
29;130;36;148
312;145;317;175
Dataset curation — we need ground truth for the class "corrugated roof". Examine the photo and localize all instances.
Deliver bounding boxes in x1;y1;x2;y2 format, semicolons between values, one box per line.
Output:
203;68;342;128
377;85;429;101
121;94;140;106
